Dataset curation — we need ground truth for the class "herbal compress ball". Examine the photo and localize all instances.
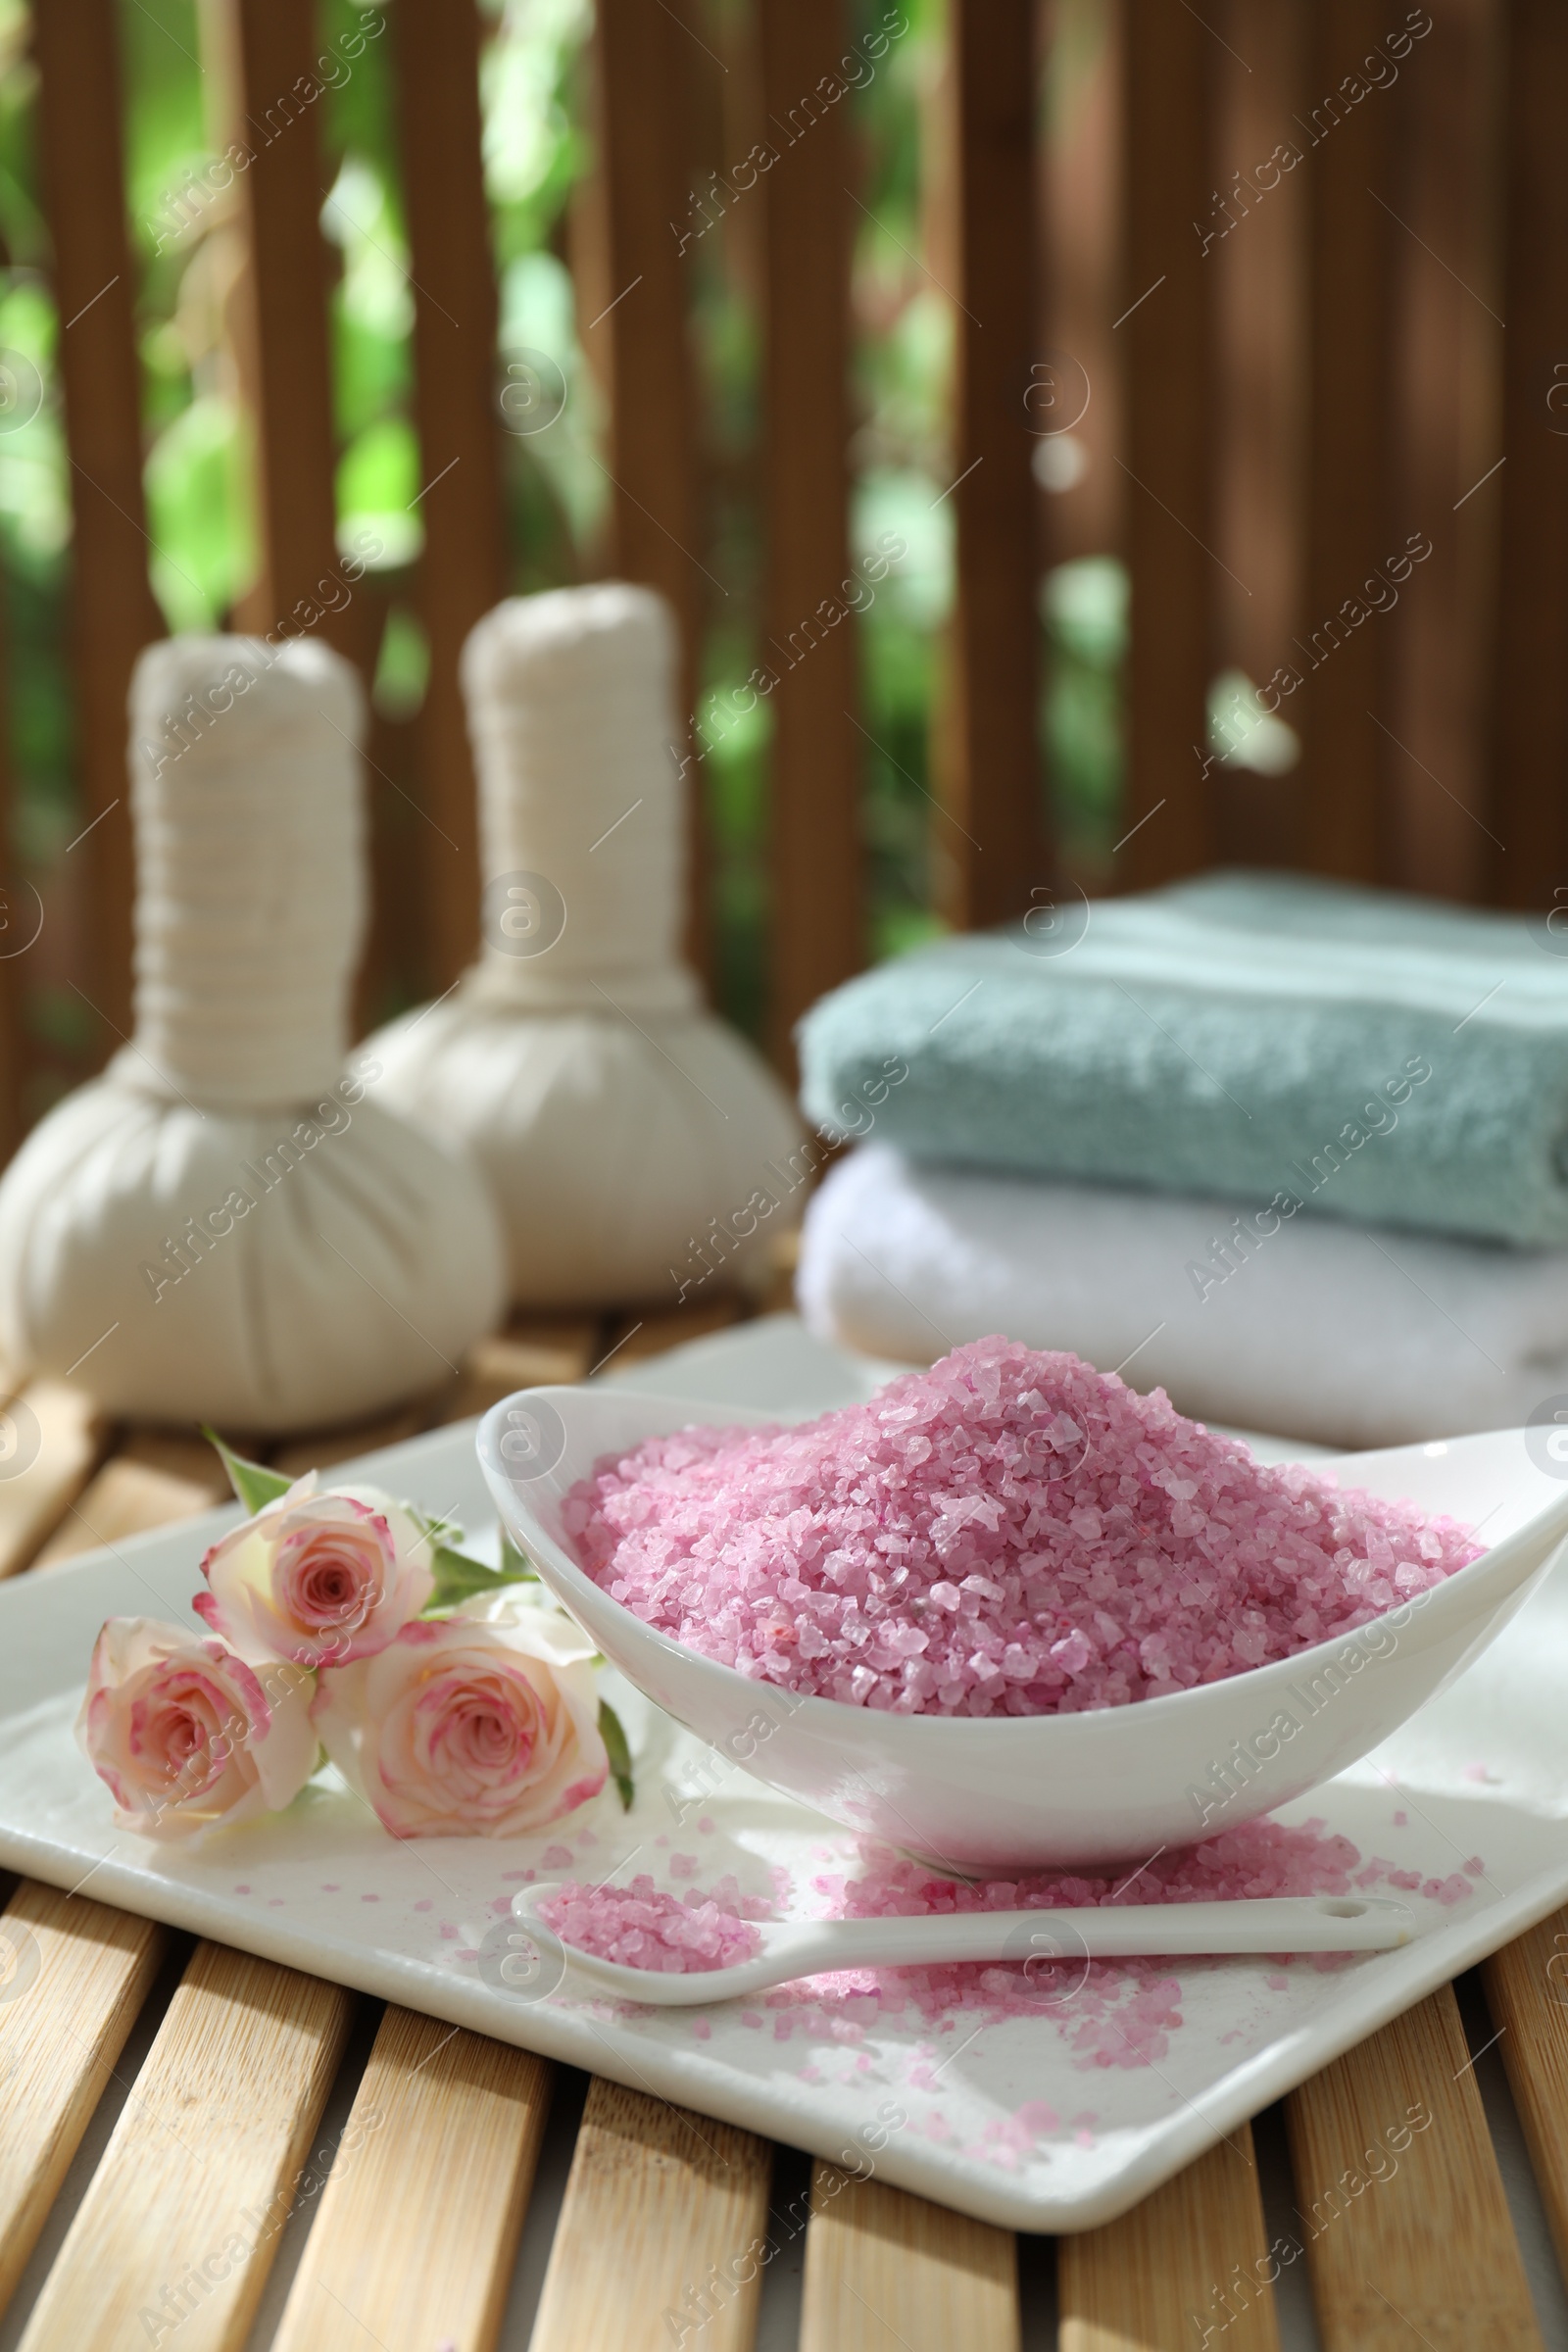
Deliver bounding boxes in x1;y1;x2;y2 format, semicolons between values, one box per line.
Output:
368;584;804;1306
0;636;506;1431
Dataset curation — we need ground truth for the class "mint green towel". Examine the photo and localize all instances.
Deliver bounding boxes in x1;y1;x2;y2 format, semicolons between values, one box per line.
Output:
797;872;1568;1247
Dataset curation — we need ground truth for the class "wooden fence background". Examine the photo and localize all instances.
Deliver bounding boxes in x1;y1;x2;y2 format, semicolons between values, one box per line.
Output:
0;0;1556;1153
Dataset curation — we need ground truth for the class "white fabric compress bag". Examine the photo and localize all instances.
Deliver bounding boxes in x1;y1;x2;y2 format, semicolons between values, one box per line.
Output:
0;637;506;1431
368;584;803;1306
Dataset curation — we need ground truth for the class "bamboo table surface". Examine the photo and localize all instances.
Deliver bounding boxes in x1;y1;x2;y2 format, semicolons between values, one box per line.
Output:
2;1293;1567;2350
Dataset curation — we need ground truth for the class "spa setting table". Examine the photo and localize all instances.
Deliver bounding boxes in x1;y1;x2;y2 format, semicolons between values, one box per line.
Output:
3;1294;1568;2352
4;0;1567;2340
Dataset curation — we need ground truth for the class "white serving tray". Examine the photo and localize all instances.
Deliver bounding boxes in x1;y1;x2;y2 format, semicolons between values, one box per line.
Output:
1;1322;1566;2232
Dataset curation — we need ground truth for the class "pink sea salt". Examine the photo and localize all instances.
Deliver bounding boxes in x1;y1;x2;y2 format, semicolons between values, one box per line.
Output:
785;1817;1473;2061
814;1819;1378;2018
538;1875;763;1974
566;1338;1480;1717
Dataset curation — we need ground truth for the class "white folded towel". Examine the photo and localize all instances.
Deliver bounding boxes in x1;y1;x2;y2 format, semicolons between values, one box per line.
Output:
798;1146;1568;1447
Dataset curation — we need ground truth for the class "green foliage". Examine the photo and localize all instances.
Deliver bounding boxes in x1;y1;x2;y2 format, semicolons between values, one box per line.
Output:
144;393;254;630
0;0;1125;1104
599;1698;635;1811
1043;557;1127;868
423;1538;540;1613
203;1428;293;1516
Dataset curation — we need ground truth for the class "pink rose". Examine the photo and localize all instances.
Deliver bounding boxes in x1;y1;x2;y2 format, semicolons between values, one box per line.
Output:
314;1595;609;1838
76;1618;317;1839
195;1476;433;1668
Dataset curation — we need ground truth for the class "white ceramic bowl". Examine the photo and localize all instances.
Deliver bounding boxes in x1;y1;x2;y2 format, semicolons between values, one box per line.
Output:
477;1388;1568;1873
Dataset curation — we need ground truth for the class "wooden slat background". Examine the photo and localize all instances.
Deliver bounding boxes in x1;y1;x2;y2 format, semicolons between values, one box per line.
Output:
1491;0;1568;903
1284;1985;1544;2349
1297;0;1397;883
801;2164;1020;2352
1118;0;1214;890
16;1942;352;2350
1486;1905;1568;2280
0;1884;165;2310
941;0;1041;928
0;1385;104;1579
591;0;710;984
221;0;345;654
8;0;1563;1115
270;2008;549;2352
759;0;860;1063
529;2079;772;2352
33;0;163;1048
393;0;504;995
1059;2125;1279;2350
1384;0;1495;901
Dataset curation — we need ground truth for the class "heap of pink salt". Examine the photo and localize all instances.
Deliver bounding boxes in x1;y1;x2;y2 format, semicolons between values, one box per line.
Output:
539;1874;763;1973
565;1337;1480;1717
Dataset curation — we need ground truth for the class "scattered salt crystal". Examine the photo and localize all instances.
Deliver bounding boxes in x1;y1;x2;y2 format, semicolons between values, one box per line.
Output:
538;1876;762;1974
568;1338;1478;1716
767;1818;1469;2064
1016;2099;1059;2133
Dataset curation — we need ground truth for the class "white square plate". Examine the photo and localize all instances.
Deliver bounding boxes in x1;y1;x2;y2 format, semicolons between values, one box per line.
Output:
1;1320;1565;2232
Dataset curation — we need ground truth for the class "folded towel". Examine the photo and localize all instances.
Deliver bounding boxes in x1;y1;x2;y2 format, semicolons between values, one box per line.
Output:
799;1145;1568;1447
798;871;1568;1248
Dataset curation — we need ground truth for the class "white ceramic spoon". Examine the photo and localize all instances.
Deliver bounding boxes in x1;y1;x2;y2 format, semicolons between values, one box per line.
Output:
510;1885;1414;2008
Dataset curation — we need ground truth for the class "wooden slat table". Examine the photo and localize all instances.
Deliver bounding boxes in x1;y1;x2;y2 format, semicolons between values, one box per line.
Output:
1;1293;1564;2350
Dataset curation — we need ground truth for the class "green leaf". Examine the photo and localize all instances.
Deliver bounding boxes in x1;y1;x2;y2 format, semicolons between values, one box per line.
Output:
203;1427;293;1516
408;1506;466;1551
424;1539;539;1613
599;1699;635;1813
